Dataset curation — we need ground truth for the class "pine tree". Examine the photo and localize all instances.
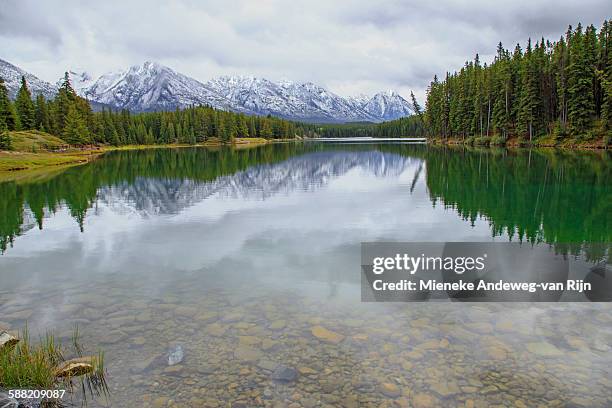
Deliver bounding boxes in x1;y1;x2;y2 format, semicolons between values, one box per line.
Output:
599;20;612;140
167;122;176;142
0;115;12;150
553;35;570;137
35;94;50;132
54;72;77;134
237;115;249;137
0;77;18;131
517;39;540;141
260;120;273;138
15;76;35;130
567;24;595;138
492;43;512;138
62;105;89;146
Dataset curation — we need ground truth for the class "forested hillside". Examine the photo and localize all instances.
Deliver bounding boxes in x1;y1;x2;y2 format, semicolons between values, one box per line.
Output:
424;21;611;145
305;116;425;138
0;74;315;150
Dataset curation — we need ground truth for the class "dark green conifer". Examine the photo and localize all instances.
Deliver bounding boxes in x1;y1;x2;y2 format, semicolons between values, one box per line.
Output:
0;77;18;131
15;76;35;130
62;105;89;146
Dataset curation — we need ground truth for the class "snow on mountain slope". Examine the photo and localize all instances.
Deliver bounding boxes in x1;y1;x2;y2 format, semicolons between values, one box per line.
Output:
79;61;244;112
82;62;413;122
362;91;413;121
205;76;381;122
1;58;413;122
64;71;96;95
0;58;57;99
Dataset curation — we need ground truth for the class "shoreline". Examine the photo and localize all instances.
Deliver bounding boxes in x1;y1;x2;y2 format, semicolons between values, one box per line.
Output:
427;136;609;150
2;135;608;182
0;137;273;182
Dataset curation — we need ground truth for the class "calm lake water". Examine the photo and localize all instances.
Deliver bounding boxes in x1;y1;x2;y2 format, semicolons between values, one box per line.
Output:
0;143;611;407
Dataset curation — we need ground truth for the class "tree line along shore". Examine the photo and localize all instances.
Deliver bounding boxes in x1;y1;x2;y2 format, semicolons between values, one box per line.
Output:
421;20;611;148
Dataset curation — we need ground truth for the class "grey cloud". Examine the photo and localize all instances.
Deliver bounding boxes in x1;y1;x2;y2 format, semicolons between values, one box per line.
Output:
0;0;609;100
0;0;63;46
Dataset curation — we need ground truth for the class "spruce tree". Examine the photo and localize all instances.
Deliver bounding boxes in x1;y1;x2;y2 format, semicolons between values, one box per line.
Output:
553;35;569;137
237;115;249;137
517;39;540;141
599;20;612;140
260;120;273;138
567;24;595;138
0;77;18;131
0;115;11;150
492;43;512;138
15;76;35;130
54;72;77;134
62;105;89;146
35;94;50;132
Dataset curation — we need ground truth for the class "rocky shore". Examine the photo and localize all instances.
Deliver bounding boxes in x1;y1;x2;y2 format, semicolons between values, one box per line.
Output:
2;280;611;407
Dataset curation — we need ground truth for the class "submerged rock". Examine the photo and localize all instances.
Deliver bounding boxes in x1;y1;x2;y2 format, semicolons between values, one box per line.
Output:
256;359;277;372
234;346;262;362
526;342;562;357
430;381;460;397
311;325;345;344
268;319;286;330
378;382;401;398
270;365;299;383
412;393;439;408
167;344;185;366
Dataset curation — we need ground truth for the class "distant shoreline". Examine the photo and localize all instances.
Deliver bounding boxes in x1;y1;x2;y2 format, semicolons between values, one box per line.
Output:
307;137;427;143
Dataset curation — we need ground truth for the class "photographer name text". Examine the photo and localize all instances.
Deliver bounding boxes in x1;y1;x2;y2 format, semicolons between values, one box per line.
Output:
372;279;591;293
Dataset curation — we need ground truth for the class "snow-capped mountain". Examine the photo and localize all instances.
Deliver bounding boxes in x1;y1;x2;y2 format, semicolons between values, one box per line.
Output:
78;61;243;113
80;62;413;122
362;91;414;121
0;58;56;99
204;75;381;122
0;58;413;122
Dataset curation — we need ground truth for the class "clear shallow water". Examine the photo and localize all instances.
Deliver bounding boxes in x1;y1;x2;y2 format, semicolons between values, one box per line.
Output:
0;143;611;407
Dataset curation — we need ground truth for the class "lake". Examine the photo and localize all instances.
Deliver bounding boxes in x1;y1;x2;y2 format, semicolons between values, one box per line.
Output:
0;142;611;407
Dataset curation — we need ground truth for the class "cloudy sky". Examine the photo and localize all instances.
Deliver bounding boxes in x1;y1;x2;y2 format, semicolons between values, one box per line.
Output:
0;0;609;100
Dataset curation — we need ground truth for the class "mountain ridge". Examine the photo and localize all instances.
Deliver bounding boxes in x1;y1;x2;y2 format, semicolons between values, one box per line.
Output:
0;58;412;123
0;58;57;100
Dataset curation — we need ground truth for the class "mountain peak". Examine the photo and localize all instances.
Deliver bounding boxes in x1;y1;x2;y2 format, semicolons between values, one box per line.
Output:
372;90;400;98
363;91;412;120
128;61;169;75
1;58;412;122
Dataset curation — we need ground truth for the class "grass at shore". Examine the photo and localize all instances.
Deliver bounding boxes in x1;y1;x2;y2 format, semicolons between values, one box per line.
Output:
0;132;272;181
0;326;107;397
0;130;99;175
0;150;102;172
8;130;68;152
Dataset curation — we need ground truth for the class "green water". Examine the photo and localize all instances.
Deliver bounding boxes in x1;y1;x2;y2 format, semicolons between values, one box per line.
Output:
0;143;610;407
